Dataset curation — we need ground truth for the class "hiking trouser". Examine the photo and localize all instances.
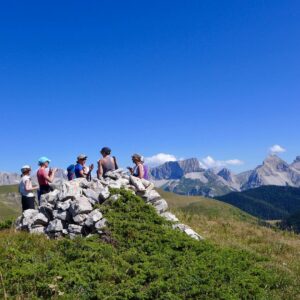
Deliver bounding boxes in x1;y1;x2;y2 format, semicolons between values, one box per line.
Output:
21;196;35;211
38;185;52;205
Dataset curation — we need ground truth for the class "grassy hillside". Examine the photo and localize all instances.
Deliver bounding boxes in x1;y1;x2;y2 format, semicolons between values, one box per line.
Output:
0;185;21;221
161;191;300;299
215;185;300;220
0;189;290;299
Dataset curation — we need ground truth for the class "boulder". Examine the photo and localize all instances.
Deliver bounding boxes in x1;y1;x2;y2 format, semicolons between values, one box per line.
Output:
40;190;60;205
83;189;99;205
53;210;70;222
32;213;48;226
172;224;204;241
130;176;146;192
21;209;39;228
46;219;63;233
153;199;168;213
84;209;103;227
56;199;72;211
73;214;88;225
98;187;110;202
29;226;45;234
143;190;161;203
160;212;179;222
59;181;82;201
39;204;54;220
90;178;104;190
68;224;82;234
104;171;121;180
95;218;107;230
70;197;93;216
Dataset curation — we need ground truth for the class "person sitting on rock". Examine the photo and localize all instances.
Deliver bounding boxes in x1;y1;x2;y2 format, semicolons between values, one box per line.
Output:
97;147;118;178
75;154;94;180
128;154;145;179
37;157;56;204
19;165;39;211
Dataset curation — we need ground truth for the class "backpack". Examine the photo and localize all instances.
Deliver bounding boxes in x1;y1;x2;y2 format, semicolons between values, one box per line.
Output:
67;164;76;181
143;164;149;180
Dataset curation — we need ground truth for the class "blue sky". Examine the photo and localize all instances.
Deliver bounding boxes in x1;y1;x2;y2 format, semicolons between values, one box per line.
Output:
0;0;299;173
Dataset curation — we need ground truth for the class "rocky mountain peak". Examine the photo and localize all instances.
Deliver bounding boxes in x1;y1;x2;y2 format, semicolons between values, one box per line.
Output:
217;168;233;181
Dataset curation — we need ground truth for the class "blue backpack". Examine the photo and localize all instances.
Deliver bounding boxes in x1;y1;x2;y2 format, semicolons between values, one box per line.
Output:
67;164;76;181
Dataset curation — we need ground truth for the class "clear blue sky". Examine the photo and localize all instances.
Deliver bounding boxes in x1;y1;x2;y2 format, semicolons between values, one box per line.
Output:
0;0;299;173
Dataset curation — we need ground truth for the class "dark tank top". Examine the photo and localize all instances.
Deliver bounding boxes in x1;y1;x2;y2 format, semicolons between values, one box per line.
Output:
102;156;116;176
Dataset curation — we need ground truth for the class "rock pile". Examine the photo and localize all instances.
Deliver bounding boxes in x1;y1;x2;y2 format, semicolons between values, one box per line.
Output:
16;169;204;241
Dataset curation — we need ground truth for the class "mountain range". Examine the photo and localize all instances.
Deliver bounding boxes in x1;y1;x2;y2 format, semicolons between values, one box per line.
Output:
0;169;67;186
150;155;300;197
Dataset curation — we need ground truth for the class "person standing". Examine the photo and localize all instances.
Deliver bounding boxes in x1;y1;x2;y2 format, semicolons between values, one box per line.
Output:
19;165;39;211
75;154;94;180
97;147;118;178
37;157;56;203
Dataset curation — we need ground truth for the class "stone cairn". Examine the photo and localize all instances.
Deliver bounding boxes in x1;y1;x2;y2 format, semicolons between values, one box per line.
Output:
16;169;204;241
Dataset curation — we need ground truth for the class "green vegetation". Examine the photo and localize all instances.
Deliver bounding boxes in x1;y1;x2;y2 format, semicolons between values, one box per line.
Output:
0;185;21;221
280;210;300;233
0;189;292;299
216;185;300;220
160;191;300;299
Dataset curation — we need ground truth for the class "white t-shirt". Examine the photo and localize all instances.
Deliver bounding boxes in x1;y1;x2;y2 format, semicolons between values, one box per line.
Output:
19;175;35;197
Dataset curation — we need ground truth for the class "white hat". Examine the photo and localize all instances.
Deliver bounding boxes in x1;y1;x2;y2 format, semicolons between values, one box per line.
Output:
21;165;31;172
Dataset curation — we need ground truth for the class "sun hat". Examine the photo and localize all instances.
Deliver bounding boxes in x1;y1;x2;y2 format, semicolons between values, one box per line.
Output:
77;154;88;160
38;157;51;165
132;153;142;161
21;165;31;173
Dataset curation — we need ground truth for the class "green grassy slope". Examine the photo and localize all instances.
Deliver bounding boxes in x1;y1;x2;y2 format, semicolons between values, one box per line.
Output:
161;191;300;299
0;185;21;221
215;186;300;220
0;189;294;299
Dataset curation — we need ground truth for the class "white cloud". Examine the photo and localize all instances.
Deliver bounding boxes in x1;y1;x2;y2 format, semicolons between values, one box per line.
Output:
269;144;286;154
201;156;244;169
144;153;177;167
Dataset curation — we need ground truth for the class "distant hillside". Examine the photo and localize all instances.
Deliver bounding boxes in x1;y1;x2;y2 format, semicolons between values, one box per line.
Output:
280;210;300;233
0;185;21;221
216;186;300;220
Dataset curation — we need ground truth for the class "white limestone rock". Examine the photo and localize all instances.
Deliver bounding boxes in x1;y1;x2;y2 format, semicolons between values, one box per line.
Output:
70;196;93;216
59;181;82;201
160;212;179;222
172;224;204;241
56;199;72;211
46;219;63;233
68;224;82;234
153;199;168;213
98;187;110;202
32;213;48;226
73;214;88;225
84;209;103;227
95;218;107;230
130;176;146;192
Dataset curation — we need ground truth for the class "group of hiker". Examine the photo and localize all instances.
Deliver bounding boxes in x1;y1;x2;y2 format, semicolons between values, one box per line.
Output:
19;147;149;212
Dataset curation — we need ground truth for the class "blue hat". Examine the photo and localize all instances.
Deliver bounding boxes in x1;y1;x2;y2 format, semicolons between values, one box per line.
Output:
38;156;51;165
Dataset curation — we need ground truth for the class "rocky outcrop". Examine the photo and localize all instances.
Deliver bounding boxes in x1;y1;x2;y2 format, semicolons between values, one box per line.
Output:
16;170;203;241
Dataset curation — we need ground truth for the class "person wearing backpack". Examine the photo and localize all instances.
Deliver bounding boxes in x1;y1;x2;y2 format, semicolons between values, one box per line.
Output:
67;164;76;181
97;147;118;178
19;165;39;211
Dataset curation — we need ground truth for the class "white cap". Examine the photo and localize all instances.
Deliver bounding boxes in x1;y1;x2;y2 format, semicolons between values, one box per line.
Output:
21;165;31;172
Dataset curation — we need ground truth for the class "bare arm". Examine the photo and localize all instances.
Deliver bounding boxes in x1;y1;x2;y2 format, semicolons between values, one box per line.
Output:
45;168;57;183
25;180;38;192
97;160;103;178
